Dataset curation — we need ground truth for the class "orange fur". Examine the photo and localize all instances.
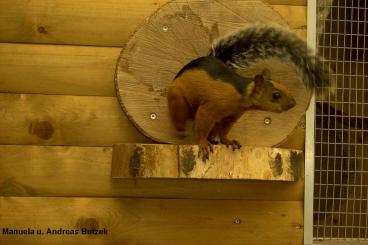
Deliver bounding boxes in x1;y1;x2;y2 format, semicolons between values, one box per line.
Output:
167;68;296;161
168;70;247;160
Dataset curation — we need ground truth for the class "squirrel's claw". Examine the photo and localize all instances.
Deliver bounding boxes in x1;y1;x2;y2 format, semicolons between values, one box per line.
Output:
221;139;242;151
198;142;213;162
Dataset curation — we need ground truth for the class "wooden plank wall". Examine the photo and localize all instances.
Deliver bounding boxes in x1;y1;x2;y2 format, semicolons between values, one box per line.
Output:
0;1;307;244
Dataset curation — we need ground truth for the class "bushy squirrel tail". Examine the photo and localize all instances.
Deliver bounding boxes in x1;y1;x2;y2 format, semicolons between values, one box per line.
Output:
209;24;334;96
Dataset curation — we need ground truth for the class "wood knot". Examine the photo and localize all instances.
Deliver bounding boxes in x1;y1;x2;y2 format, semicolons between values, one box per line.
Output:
129;146;144;177
37;26;48;34
269;153;283;177
289;151;303;178
29;120;54;140
180;148;196;176
76;217;99;230
0;178;36;196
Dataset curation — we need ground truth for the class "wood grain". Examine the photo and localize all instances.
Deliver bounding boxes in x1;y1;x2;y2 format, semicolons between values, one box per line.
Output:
178;145;303;180
277;117;306;150
0;145;304;200
0;43;120;96
112;144;178;178
0;92;307;148
0;0;306;46
0;93;149;146
0;4;306;96
0;197;303;245
0;1;307;243
0;26;303;97
271;5;306;30
0;0;167;46
111;144;303;181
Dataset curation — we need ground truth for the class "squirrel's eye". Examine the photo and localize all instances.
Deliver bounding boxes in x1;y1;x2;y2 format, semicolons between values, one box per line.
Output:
272;92;282;100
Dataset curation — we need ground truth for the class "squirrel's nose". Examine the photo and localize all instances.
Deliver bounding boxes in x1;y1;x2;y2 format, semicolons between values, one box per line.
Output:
284;97;296;110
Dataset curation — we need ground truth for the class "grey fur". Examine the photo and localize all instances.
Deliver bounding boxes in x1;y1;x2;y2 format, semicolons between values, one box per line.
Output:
209;24;331;94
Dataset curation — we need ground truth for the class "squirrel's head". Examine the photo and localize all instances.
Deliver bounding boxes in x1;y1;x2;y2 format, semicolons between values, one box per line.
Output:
248;68;296;113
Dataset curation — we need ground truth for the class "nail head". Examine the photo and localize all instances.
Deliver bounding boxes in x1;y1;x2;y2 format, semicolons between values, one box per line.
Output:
233;218;242;224
264;117;271;125
150;113;157;120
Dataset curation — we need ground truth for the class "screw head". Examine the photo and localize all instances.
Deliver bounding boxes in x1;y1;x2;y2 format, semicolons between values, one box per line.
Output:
233;218;242;224
150;113;157;120
162;25;169;31
264;117;271;125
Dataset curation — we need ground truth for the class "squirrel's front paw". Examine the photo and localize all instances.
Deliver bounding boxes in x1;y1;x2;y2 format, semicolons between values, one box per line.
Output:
198;142;213;162
209;139;219;145
221;139;242;151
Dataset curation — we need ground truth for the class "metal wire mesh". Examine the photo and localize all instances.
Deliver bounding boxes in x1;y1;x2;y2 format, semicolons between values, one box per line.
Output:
313;0;368;241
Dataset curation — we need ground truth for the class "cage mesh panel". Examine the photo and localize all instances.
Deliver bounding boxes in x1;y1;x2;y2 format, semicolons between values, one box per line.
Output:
314;0;368;241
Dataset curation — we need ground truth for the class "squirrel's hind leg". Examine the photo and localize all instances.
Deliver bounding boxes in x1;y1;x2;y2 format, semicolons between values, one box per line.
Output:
167;86;192;132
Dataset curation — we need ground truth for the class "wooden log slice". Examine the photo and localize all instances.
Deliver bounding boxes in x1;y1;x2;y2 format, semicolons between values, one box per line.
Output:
112;144;304;181
115;0;311;146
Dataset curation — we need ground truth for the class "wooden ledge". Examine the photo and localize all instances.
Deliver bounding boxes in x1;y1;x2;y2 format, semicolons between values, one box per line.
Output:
111;144;303;181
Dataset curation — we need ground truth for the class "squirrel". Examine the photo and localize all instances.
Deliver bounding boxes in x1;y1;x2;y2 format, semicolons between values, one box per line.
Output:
167;24;332;161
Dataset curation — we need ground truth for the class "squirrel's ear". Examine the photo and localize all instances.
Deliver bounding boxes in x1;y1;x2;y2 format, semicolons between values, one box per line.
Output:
262;68;271;80
254;74;265;91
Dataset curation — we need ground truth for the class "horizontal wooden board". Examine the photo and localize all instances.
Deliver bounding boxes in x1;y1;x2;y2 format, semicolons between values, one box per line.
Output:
0;197;303;245
0;0;306;46
0;0;167;46
0;31;307;97
0;145;304;200
0;43;120;96
112;144;303;181
0;93;150;146
0;92;306;149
